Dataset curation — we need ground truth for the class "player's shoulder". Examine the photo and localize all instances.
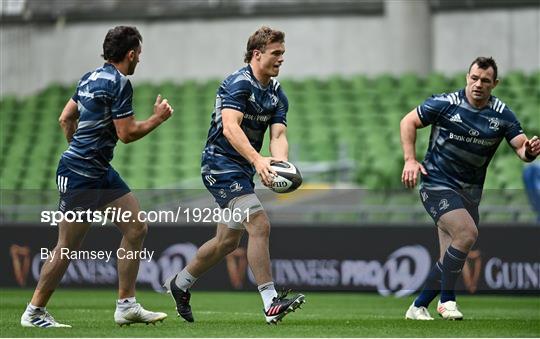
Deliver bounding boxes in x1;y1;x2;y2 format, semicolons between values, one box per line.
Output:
99;64;131;94
271;78;284;92
222;66;255;89
78;64;130;101
422;90;462;111
488;95;512;115
430;90;463;105
271;78;288;102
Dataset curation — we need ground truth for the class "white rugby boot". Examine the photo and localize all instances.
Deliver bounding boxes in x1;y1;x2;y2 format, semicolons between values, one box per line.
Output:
114;302;167;326
437;300;463;320
21;308;71;328
405;303;434;320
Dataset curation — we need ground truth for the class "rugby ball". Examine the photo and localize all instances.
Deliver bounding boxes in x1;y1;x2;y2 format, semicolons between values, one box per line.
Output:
269;161;302;193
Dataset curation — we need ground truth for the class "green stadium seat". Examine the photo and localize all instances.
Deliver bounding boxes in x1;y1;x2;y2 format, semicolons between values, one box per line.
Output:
0;72;535;195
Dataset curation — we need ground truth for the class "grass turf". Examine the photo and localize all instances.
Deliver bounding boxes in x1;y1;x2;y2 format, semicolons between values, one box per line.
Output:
1;289;539;337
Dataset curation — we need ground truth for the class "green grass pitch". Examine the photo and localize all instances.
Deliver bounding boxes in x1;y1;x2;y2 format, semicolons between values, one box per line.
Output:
1;289;539;337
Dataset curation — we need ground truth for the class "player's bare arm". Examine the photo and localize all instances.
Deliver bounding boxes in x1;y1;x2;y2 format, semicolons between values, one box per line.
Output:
510;134;540;162
222;107;277;186
269;123;288;162
58;99;79;143
400;109;428;188
114;94;173;144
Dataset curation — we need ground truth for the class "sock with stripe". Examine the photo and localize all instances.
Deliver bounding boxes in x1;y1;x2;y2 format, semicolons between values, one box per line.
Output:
175;268;197;292
116;296;136;310
441;245;467;303
258;282;278;311
414;261;443;307
26;303;45;314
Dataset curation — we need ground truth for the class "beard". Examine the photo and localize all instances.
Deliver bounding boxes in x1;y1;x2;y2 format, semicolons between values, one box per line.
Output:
127;61;137;75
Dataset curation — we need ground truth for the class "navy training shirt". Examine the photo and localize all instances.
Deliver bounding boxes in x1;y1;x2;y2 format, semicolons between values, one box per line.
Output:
62;63;134;178
417;89;523;203
202;65;288;176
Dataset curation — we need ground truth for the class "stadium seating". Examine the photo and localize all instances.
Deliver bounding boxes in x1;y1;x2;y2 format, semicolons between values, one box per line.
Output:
1;72;538;220
1;72;538;190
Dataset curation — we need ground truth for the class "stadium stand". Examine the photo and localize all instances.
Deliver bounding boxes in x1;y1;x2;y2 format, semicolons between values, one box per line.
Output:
1;72;538;221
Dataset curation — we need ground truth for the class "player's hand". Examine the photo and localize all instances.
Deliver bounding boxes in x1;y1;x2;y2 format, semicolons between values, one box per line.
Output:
401;159;427;189
524;135;540;159
270;158;288;164
153;94;173;122
253;156;278;187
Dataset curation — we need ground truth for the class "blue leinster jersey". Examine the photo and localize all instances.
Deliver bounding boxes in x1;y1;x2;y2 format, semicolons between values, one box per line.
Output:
62;63;134;178
202;65;288;176
417;89;523;203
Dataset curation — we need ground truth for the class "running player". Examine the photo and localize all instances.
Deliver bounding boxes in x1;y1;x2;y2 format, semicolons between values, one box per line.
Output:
401;56;539;320
21;26;173;328
164;26;305;325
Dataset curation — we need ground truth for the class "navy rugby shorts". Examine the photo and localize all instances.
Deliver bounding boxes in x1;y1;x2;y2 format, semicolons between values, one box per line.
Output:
419;186;479;226
56;159;131;213
202;171;256;209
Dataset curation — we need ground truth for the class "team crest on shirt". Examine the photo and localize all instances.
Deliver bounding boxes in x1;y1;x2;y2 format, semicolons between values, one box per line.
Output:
270;94;279;106
438;199;450;211
430;207;438;217
488;117;500;131
218;189;227;199
229;181;243;193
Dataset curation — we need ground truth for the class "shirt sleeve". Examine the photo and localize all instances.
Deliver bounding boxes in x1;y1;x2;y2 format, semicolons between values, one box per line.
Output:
71;88;79;103
270;85;288;126
71;73;89;103
111;79;134;119
416;94;451;126
219;79;251;112
503;107;524;143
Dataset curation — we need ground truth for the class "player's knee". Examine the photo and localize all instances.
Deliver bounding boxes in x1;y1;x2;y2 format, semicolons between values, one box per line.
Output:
247;216;271;239
217;237;239;255
125;221;148;241
54;242;76;253
55;236;84;253
461;226;478;248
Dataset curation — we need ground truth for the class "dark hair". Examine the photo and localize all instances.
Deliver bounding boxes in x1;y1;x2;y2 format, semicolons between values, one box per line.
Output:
468;56;498;80
102;26;142;63
244;26;285;63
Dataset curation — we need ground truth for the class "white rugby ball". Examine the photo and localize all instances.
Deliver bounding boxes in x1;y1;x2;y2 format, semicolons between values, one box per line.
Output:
269;161;302;193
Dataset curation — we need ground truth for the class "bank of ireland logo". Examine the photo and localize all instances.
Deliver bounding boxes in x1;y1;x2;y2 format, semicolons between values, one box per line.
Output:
469;129;480;137
377;245;431;297
489;117;500;131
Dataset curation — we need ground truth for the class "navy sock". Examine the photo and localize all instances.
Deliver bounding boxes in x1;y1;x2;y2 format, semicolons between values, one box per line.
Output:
414;261;442;307
441;245;467;303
